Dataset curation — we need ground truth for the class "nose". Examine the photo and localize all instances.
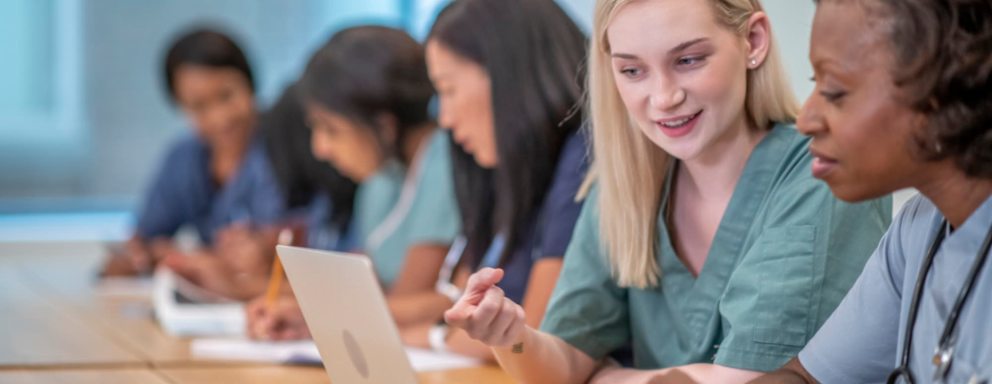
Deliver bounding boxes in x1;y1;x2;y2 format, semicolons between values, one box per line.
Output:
797;95;826;137
310;130;334;162
648;74;685;112
437;100;454;132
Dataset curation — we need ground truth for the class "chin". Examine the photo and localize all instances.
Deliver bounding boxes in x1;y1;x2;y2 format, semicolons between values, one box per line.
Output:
827;182;892;203
473;153;498;169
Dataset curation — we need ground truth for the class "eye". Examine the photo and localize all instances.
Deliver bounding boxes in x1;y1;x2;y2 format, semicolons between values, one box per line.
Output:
675;55;705;68
819;90;847;103
619;67;643;79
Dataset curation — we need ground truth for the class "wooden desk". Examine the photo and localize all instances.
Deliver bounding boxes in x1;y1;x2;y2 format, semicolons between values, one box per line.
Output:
0;251;515;383
0;369;170;384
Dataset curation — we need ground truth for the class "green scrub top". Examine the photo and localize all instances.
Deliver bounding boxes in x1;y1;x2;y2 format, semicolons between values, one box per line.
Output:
541;124;892;372
362;130;460;287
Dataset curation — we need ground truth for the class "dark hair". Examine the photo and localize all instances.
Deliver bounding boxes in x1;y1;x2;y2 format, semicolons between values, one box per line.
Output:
298;26;435;163
163;28;255;102
818;0;992;178
428;0;587;268
260;82;357;230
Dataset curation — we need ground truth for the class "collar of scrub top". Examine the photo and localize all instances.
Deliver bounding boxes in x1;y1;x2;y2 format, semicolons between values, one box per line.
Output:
432;232;510;303
435;235;467;302
433;209;548;303
887;219;992;384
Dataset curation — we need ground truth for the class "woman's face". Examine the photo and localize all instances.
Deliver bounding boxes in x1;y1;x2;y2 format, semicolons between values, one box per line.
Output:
172;65;256;152
798;1;925;202
426;40;498;168
307;103;384;182
607;0;765;162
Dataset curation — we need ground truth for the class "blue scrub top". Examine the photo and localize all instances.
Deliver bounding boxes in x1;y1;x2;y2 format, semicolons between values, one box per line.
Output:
134;133;286;245
479;130;591;304
800;194;992;383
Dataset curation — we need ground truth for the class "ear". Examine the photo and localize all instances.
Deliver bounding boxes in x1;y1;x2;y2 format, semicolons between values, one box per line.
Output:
744;11;772;69
375;112;400;148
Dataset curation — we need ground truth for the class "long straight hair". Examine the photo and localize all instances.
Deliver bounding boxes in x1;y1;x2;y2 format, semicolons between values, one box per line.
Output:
428;0;587;268
589;0;799;288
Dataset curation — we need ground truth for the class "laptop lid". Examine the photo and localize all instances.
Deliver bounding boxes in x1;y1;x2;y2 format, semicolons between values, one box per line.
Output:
276;245;418;384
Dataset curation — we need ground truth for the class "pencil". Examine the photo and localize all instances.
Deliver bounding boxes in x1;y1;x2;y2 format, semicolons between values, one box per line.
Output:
264;228;294;307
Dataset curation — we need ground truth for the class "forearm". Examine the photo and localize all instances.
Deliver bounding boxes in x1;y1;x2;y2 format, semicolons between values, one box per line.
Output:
591;363;763;384
399;321;496;362
747;358;817;384
491;326;597;384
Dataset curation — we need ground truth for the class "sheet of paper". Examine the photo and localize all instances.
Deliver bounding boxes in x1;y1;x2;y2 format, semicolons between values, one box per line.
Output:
190;338;483;371
191;338;321;364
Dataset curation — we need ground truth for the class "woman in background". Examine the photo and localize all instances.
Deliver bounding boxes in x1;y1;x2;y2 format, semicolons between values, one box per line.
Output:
102;28;285;280
392;0;592;361
246;26;461;339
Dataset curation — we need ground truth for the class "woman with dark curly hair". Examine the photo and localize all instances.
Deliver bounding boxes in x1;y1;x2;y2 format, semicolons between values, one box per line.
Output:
752;0;992;383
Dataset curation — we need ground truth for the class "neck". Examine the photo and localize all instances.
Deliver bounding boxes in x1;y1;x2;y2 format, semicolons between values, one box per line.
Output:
679;122;767;202
400;123;436;166
916;162;992;228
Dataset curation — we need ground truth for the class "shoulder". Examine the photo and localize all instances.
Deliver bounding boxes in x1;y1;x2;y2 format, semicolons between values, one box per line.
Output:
162;132;207;164
886;193;941;263
764;123;816;190
151;132;208;184
420;130;454;175
547;130;592;196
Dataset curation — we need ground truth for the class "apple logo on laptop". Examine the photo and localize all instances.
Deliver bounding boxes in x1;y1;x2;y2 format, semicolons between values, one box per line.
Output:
342;329;370;378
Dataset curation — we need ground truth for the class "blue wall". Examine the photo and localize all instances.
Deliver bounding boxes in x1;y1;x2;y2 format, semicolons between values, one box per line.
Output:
0;0;818;214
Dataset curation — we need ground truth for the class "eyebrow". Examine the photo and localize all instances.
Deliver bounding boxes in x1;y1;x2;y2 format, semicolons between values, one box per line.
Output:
611;37;710;60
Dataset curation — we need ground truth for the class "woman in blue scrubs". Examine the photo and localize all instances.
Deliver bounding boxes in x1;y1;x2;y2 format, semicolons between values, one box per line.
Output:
102;29;285;278
392;0;592;361
754;1;992;383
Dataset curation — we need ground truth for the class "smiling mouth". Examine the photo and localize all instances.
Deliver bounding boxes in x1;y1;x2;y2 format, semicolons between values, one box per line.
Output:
657;110;702;128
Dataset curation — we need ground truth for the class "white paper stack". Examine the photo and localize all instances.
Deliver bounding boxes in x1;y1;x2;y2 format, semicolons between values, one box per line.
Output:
152;267;246;337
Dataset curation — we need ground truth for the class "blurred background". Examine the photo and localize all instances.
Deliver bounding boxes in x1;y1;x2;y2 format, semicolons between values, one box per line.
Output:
0;0;819;243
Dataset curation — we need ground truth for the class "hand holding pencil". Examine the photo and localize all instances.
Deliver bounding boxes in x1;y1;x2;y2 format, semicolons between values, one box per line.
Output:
245;228;312;341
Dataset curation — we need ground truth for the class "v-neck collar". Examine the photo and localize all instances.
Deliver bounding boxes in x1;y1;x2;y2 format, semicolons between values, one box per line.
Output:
655;124;797;332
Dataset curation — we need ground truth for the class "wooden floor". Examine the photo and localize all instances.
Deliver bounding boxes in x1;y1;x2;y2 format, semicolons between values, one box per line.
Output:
0;248;512;383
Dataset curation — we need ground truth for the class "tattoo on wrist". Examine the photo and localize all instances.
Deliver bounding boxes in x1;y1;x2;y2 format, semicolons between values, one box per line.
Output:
511;342;523;354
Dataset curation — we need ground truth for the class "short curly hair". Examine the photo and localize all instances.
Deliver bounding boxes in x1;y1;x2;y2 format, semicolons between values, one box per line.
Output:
817;0;992;178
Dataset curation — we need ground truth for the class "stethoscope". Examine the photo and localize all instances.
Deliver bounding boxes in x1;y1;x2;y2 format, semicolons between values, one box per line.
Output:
886;219;992;384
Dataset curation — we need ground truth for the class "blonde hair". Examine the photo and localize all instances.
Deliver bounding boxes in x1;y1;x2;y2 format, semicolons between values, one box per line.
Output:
587;0;799;288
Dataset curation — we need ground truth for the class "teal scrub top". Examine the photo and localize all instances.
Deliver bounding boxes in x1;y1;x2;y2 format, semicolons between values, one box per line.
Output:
361;130;460;287
353;161;404;254
541;124;893;372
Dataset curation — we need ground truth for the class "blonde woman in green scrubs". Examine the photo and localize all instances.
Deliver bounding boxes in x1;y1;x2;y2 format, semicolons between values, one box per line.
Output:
443;0;891;382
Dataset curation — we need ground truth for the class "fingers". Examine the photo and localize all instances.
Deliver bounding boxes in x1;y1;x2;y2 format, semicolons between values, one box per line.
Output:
444;268;506;325
445;283;527;346
463;268;505;300
246;299;274;340
464;286;505;336
247;296;308;341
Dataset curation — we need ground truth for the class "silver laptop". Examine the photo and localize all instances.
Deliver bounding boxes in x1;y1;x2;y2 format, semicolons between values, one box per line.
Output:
277;245;418;384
